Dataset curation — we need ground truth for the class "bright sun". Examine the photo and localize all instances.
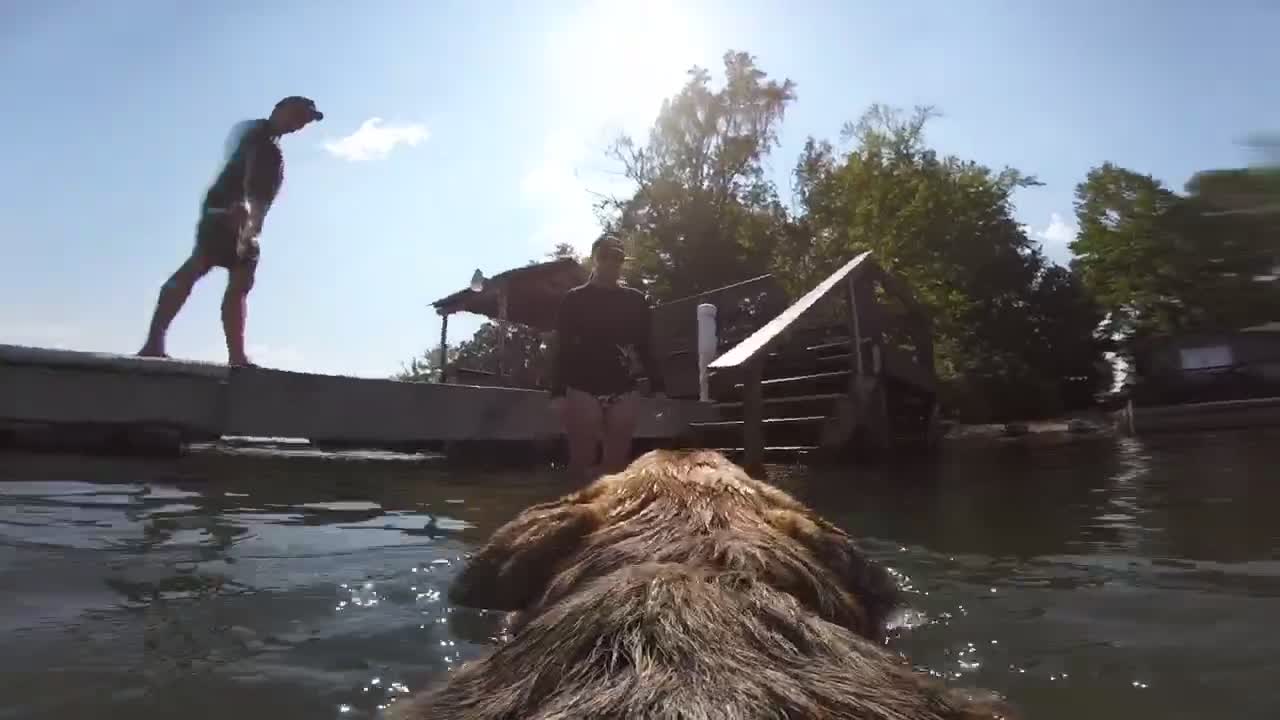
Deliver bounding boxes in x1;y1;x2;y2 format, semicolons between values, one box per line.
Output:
545;0;705;137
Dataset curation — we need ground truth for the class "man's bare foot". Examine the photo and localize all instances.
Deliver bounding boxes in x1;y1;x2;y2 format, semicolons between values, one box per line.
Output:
137;346;170;359
228;357;258;368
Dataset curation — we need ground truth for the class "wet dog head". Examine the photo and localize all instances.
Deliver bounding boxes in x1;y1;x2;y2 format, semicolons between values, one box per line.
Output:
449;449;901;641
399;560;1016;720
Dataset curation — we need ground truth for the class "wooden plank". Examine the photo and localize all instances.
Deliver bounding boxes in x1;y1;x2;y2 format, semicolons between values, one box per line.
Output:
847;275;864;376
732;370;851;390
714;393;844;410
710;252;872;372
690;416;828;429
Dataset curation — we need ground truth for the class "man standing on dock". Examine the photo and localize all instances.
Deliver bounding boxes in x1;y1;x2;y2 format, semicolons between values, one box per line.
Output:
550;234;665;483
137;96;324;366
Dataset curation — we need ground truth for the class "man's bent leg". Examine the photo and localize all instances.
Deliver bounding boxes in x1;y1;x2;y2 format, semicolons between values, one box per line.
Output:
223;259;257;366
600;392;640;475
139;254;212;357
560;388;604;483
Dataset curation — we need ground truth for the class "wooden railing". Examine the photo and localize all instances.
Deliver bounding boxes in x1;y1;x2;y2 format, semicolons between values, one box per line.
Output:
708;253;873;372
652;274;788;398
707;252;933;466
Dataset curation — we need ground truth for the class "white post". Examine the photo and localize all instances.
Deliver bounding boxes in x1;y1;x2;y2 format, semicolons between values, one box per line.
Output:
697;303;718;402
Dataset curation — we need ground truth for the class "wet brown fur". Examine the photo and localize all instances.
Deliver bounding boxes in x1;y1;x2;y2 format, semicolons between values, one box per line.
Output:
394;449;1015;719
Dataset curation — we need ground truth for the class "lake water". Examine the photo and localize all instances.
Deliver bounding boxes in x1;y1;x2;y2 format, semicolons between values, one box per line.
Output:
2;430;1278;719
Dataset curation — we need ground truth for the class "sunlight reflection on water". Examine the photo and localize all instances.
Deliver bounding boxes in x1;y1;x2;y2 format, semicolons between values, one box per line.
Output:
2;429;1278;719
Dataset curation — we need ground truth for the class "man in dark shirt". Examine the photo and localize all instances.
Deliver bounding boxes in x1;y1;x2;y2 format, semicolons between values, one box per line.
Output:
550;234;665;482
137;96;323;366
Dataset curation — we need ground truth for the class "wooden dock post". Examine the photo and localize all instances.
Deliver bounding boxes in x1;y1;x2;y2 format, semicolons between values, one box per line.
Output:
495;289;508;381
438;312;449;383
742;358;764;471
847;274;865;377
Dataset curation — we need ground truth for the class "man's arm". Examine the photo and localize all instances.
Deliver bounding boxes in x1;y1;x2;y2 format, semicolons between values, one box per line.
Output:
634;294;665;396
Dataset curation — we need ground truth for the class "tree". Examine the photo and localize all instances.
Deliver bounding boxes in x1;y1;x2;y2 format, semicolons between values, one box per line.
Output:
399;54;1118;419
395;343;452;382
782;105;1107;420
600;50;797;301
1071;163;1189;344
397;321;553;387
1024;266;1114;411
1072;162;1280;352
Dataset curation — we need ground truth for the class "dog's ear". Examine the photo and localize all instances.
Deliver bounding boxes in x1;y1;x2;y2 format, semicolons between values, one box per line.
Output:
449;499;599;611
766;508;901;634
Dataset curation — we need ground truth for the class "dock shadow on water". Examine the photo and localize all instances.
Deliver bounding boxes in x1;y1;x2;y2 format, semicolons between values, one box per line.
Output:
2;430;1278;720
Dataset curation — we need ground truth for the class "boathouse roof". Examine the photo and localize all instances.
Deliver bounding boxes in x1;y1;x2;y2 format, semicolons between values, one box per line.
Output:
430;258;587;331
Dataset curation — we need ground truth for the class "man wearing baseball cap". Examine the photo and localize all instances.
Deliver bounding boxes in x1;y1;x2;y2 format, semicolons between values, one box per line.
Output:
550;233;666;483
137;95;323;366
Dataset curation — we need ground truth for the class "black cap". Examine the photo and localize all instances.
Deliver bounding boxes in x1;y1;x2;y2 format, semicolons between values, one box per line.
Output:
591;234;628;258
275;95;324;121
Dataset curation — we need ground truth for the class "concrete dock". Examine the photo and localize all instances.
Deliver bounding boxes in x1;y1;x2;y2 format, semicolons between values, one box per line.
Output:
1115;395;1280;436
0;344;716;456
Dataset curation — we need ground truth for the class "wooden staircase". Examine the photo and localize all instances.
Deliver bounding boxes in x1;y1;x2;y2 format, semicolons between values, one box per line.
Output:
694;331;853;459
687;253;941;467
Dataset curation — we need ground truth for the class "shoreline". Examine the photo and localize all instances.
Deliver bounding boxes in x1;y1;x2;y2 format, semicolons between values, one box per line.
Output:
939;411;1118;448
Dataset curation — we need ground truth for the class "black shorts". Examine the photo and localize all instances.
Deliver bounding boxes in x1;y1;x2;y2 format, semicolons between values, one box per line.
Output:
194;210;260;269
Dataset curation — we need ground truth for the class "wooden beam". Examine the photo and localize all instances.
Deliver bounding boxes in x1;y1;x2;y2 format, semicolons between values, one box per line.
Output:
847;274;864;376
496;288;508;380
439;314;449;383
710;252;872;372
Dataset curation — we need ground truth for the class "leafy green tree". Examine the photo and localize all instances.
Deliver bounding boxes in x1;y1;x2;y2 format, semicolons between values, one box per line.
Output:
401;55;1119;420
601;50;797;301
1070;163;1189;343
397;322;552;387
395;343;452;381
783;105;1107;419
1072;162;1280;351
1025;266;1114;410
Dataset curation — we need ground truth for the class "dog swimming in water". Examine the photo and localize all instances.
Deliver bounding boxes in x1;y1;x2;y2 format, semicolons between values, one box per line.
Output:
392;449;1015;719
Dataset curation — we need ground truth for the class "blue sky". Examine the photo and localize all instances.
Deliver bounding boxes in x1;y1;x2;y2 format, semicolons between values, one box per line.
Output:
2;1;1276;377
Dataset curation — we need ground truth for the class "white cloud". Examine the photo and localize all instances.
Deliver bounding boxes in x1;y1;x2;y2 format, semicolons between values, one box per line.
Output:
323;118;430;162
1029;212;1079;264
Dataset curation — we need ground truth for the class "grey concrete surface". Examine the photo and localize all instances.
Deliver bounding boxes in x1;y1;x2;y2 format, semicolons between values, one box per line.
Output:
1;345;716;453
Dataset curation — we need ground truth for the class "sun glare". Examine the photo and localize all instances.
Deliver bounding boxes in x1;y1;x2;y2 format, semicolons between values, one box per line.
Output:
545;0;705;137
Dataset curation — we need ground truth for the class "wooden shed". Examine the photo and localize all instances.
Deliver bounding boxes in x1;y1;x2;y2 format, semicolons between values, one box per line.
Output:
430;259;587;384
